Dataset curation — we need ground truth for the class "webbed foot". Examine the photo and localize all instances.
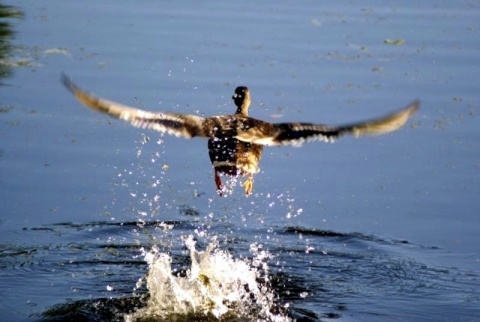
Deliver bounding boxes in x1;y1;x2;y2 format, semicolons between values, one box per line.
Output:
242;175;253;196
215;170;223;197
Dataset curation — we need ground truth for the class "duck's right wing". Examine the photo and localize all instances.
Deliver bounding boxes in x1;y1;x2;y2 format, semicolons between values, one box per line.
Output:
61;74;210;139
235;100;420;146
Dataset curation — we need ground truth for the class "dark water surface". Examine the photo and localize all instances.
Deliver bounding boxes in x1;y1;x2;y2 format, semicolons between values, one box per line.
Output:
1;1;479;321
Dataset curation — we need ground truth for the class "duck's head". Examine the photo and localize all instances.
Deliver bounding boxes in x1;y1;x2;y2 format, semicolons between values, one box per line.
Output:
232;86;251;116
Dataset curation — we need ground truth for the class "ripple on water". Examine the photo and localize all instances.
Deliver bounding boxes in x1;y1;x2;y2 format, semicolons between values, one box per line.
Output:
2;220;477;321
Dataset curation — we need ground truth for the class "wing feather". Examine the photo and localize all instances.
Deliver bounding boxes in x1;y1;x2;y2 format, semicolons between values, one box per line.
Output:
235;101;420;146
61;74;209;139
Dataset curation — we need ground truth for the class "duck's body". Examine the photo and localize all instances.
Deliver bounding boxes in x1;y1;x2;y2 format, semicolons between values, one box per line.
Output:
61;75;419;196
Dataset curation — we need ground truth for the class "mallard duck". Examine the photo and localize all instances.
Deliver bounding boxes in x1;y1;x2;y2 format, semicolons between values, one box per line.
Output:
61;74;419;196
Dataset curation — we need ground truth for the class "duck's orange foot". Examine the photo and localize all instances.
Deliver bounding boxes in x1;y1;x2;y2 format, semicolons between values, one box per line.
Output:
242;176;253;196
214;170;223;197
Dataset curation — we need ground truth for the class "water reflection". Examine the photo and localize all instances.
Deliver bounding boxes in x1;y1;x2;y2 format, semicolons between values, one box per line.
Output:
0;3;23;82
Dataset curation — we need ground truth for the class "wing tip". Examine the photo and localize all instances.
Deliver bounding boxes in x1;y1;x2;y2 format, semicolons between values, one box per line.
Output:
60;73;76;93
407;100;421;115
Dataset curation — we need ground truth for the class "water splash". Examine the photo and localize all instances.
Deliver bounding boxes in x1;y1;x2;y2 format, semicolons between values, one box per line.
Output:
125;235;289;321
109;133;169;221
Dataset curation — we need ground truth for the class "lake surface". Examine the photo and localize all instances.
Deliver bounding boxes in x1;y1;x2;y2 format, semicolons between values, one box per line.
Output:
1;1;479;321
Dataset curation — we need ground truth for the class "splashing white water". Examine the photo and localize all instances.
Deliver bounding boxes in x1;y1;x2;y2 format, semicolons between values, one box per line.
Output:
125;235;289;321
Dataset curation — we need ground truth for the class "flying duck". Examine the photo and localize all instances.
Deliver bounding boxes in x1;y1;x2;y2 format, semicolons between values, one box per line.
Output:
61;74;419;196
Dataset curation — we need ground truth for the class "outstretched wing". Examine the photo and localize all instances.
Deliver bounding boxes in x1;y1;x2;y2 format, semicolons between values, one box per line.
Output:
235;101;420;146
61;74;210;139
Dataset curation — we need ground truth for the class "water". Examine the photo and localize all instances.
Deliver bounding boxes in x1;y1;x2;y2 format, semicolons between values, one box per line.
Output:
1;1;480;321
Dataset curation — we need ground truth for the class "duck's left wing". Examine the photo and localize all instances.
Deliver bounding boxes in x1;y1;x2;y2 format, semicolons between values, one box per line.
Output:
235;101;419;146
61;74;209;139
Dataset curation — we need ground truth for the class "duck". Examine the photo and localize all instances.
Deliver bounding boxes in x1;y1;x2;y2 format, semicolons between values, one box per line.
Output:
61;74;419;197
